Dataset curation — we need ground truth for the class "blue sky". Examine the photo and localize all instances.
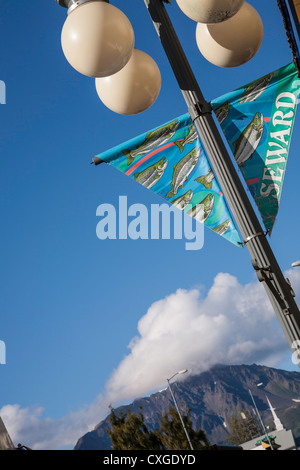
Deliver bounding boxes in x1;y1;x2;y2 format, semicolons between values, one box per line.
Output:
1;0;300;449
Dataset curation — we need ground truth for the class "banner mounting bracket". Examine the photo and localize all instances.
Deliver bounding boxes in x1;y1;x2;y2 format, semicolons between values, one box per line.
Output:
189;101;212;122
237;231;265;246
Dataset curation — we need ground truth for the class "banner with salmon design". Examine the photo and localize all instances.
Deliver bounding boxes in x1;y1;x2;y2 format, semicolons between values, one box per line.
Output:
93;62;299;243
211;62;300;232
93;113;242;246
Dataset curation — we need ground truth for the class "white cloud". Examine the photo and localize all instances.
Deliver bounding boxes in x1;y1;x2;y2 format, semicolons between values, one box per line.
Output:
2;269;300;449
0;397;110;450
105;270;300;403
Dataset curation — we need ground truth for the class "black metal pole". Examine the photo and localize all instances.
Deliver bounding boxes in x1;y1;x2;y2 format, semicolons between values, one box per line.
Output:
286;0;300;45
144;0;300;363
277;0;300;74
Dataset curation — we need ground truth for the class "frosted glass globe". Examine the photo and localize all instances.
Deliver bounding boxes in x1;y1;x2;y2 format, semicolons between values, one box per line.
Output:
61;1;135;77
176;0;245;23
95;49;161;115
195;2;263;67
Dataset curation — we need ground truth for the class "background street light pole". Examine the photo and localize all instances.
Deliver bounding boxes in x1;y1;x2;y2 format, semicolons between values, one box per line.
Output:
144;0;300;364
248;388;273;449
167;369;194;450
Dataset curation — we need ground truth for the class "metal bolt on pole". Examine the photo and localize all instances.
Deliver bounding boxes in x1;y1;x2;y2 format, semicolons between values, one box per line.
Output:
144;0;300;363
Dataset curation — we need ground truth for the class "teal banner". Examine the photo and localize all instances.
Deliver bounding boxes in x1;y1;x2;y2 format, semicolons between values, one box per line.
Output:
95;113;242;246
94;62;299;244
212;62;300;232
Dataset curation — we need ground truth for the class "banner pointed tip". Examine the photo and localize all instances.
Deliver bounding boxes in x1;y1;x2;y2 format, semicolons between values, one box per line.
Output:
91;156;103;166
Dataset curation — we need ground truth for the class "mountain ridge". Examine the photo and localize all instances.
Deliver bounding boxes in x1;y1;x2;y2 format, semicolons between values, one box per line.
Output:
74;363;300;450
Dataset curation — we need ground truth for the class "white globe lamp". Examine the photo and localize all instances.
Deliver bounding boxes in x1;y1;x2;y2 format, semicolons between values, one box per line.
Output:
195;2;263;67
176;0;245;23
95;49;161;115
61;0;135;77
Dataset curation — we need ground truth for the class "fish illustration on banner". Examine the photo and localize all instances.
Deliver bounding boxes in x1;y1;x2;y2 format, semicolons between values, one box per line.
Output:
93;113;242;246
211;62;300;232
93;62;299;243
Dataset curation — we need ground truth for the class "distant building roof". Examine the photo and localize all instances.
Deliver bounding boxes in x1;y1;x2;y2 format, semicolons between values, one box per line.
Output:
241;428;296;451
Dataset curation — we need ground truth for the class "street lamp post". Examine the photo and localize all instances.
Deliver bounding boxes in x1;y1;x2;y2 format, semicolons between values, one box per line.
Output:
143;0;300;365
54;0;300;366
166;370;194;451
248;388;273;450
